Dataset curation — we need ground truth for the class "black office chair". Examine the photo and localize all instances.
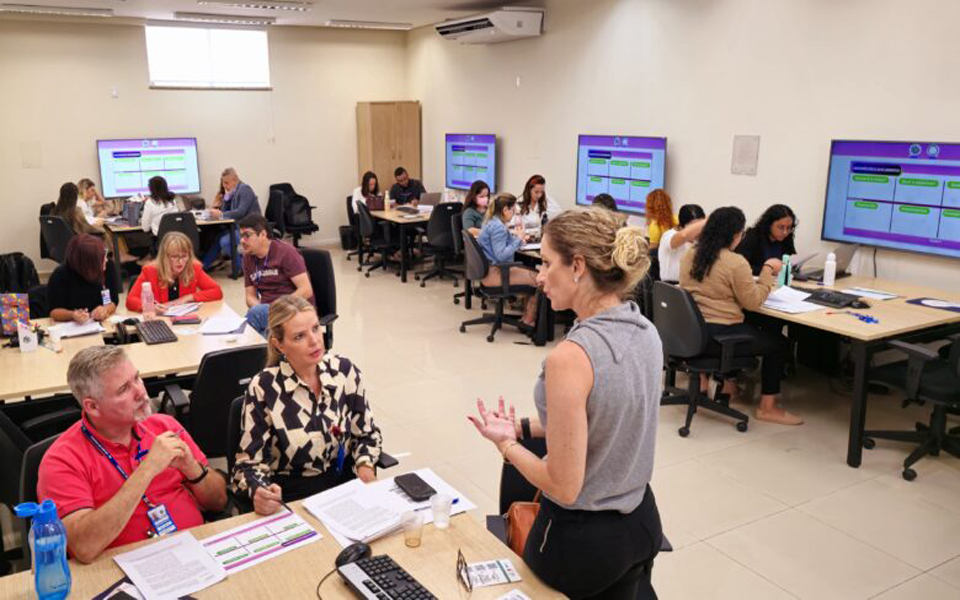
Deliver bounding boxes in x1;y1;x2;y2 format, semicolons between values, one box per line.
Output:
355;202;396;277
26;284;48;319
653;282;755;436
159;345;268;458
459;231;535;343
863;336;960;481
268;183;318;247
451;213;474;308
38;216;75;264
299;248;338;350
16;433;61;568
345;195;363;263
226;396;400;514
156;212;201;257
39;203;55;261
414;203;462;288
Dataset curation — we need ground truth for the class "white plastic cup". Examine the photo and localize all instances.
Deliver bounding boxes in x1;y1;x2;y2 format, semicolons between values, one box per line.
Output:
430;494;453;530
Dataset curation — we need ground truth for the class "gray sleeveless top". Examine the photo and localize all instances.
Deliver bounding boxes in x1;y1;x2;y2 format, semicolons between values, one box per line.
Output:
534;301;662;512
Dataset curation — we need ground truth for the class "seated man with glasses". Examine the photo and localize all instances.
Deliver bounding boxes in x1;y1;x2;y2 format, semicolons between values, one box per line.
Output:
735;204;798;276
238;214;314;336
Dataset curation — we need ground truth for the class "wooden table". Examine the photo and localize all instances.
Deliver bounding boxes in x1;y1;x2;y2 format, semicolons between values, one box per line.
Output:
105;218;240;279
0;507;563;599
754;275;960;467
0;301;263;402
369;209;430;283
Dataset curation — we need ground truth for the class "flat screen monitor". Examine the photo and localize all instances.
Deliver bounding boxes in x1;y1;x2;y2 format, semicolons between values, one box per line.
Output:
97;137;201;198
575;135;666;214
822;140;960;259
445;134;496;192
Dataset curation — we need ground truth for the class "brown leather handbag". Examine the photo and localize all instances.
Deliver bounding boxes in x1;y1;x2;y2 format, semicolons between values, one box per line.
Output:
505;491;541;555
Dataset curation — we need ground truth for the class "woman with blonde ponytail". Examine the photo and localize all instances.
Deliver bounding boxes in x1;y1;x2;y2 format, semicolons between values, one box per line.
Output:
232;295;383;516
469;208;665;599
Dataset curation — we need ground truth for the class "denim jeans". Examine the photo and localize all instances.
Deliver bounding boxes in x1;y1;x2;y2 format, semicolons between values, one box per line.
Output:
245;303;270;338
202;227;239;271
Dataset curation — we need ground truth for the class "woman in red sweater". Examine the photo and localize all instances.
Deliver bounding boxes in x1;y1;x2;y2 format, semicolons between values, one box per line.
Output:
126;232;223;312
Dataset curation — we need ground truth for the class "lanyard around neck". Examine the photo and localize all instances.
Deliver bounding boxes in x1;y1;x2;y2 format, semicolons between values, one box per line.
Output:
81;423;154;507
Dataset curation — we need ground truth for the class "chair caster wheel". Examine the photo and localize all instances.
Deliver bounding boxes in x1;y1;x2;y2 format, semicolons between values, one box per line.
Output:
414;275;420;281
454;298;460;305
459;325;466;333
420;282;425;288
365;273;370;278
678;427;690;438
357;266;362;272
902;468;917;482
486;335;495;343
863;438;876;450
736;421;748;432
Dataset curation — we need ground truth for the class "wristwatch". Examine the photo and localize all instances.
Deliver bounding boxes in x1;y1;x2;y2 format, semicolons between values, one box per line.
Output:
185;463;209;485
520;417;532;441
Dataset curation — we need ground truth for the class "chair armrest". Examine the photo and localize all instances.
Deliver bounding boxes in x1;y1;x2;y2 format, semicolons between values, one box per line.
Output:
21;408;81;439
496;262;524;294
319;314;338;327
888;340;940;400
712;333;754;373
376;452;399;470
160;384;190;417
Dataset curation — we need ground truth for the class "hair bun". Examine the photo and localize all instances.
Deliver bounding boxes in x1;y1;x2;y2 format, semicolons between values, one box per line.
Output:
611;225;649;273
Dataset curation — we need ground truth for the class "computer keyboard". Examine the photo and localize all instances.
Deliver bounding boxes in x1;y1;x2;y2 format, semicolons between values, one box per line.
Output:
338;555;437;600
395;206;419;215
135;319;178;345
794;287;859;309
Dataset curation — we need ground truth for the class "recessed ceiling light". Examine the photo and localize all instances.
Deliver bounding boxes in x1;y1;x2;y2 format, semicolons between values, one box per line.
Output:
197;0;312;11
0;3;114;17
325;19;413;31
174;11;275;25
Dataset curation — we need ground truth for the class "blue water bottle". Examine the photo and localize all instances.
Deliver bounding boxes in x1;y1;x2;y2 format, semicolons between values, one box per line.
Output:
15;499;71;600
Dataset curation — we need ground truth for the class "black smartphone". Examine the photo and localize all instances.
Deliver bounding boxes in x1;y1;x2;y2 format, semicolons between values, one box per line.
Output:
394;473;437;502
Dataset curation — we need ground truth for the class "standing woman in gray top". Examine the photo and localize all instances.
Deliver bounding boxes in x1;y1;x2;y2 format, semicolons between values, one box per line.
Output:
470;208;664;599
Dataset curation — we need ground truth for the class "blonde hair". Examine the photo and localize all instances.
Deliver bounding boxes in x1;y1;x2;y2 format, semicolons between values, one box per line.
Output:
266;295;318;367
485;192;517;222
77;178;96;195
543;208;651;298
155;232;196;289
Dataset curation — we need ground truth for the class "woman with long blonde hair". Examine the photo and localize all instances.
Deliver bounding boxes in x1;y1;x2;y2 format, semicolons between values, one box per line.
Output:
125;232;222;313
232;295;383;515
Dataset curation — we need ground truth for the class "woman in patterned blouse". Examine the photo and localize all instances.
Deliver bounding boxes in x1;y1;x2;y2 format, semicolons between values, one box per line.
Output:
232;295;383;515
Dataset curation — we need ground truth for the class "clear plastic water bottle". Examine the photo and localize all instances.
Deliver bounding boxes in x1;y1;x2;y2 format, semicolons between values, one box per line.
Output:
823;252;837;287
141;281;155;320
15;499;71;600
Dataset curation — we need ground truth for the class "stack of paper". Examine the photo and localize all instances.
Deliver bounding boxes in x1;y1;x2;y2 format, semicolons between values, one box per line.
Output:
762;286;823;314
520;242;542;251
163;302;201;317
113;532;225;600
200;510;320;574
48;321;105;338
841;287;898;301
199;305;246;335
303;468;476;548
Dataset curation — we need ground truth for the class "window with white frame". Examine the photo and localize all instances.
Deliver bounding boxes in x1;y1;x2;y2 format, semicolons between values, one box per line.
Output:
145;25;271;89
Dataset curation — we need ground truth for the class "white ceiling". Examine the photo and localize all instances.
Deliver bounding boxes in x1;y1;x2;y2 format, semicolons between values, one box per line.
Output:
0;0;526;28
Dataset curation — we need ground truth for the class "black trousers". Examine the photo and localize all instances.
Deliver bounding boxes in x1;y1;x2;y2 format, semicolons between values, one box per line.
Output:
523;485;662;600
705;320;787;395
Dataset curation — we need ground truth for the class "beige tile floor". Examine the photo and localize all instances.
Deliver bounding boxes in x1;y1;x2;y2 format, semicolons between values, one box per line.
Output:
7;243;959;599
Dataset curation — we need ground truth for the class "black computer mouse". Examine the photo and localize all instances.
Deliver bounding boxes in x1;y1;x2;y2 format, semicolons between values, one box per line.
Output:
335;542;371;567
122;318;140;326
850;299;871;309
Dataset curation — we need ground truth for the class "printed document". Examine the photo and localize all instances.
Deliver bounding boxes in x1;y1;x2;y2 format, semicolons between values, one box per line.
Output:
113;532;225;600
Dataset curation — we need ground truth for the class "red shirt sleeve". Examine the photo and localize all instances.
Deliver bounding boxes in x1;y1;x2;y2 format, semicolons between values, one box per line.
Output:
38;445;95;519
126;270;145;312
126;265;166;312
190;263;223;303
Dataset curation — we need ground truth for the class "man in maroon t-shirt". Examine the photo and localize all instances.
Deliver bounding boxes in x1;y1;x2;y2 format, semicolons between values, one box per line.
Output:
239;214;314;336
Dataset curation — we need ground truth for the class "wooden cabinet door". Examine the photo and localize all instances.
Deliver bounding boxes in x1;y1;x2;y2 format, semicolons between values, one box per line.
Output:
370;103;397;182
395;102;422;180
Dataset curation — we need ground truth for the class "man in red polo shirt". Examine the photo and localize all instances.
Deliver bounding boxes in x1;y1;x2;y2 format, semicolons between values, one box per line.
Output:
37;346;227;563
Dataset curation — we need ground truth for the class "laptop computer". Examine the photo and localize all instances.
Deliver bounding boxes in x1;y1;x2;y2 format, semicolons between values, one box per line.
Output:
419;192;441;206
795;243;859;282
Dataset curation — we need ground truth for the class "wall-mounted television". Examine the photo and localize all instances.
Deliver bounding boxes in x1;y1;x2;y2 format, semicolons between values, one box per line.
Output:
822;140;960;259
574;135;666;214
97;137;201;198
445;134;496;192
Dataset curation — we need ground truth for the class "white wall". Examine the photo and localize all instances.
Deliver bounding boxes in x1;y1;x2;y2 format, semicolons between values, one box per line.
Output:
406;0;960;291
0;18;408;271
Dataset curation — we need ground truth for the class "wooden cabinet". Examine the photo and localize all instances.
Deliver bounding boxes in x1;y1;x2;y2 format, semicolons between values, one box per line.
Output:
356;101;422;185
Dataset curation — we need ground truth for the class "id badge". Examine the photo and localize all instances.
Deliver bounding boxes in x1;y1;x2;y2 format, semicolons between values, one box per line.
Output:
100;288;112;306
146;504;178;537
